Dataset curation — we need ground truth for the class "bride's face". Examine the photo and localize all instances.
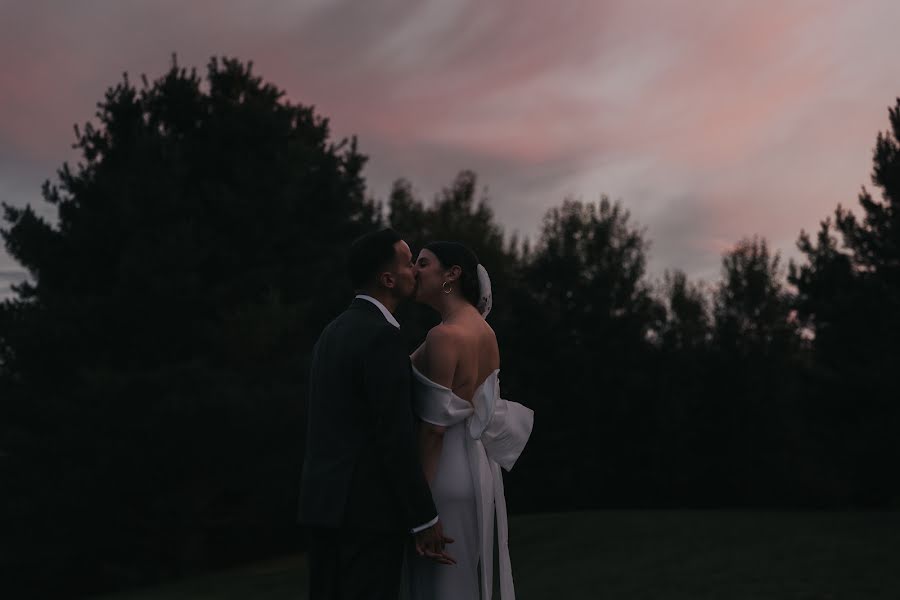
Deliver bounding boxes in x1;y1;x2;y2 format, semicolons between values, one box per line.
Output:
413;249;446;303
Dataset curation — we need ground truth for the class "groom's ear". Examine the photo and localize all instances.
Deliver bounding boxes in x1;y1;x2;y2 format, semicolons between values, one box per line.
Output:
379;271;396;289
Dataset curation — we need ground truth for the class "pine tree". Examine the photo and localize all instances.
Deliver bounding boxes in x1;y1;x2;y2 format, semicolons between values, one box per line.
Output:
0;56;379;594
788;98;900;506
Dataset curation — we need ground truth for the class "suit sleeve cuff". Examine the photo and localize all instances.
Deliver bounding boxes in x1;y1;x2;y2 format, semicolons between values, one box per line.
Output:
410;515;439;534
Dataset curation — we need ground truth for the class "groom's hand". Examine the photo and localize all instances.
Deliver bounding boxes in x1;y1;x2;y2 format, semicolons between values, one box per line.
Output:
414;521;456;565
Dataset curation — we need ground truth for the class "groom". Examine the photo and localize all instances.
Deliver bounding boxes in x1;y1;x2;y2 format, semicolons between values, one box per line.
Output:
299;228;454;599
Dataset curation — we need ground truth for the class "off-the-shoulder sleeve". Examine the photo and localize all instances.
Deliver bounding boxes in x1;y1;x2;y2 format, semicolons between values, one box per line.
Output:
467;373;534;471
411;366;473;427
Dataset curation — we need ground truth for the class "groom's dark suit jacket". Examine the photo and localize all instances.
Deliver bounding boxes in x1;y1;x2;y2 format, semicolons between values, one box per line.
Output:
298;298;437;533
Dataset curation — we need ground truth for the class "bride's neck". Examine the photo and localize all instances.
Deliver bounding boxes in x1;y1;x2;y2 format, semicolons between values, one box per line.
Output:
436;295;472;323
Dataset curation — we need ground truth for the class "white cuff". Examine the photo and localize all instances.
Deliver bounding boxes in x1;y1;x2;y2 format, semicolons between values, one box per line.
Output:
410;515;439;534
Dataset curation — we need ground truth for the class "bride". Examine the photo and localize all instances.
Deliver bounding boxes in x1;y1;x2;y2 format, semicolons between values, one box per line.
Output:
403;241;534;600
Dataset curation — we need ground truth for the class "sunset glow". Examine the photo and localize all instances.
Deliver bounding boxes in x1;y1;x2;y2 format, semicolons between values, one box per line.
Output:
2;0;900;297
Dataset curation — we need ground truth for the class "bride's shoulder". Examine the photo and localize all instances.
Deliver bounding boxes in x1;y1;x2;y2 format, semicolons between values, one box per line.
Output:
427;317;494;346
425;322;463;346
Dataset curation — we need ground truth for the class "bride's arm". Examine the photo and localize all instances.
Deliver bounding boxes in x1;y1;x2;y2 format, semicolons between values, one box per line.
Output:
418;422;445;484
417;326;457;483
410;340;426;366
422;325;457;387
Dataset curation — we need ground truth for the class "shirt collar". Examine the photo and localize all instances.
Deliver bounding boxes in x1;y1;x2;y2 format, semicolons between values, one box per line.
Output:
355;294;400;329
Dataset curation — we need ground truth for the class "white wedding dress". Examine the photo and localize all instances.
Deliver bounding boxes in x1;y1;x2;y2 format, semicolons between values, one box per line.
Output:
403;365;534;600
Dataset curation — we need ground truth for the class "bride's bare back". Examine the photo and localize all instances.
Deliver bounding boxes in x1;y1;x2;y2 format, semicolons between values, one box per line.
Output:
411;304;499;404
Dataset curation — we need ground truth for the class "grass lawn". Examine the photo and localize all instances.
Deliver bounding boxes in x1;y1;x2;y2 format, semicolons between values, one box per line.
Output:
97;510;900;599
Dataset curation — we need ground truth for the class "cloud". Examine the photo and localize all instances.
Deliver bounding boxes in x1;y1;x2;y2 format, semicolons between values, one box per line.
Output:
0;269;26;282
2;0;900;287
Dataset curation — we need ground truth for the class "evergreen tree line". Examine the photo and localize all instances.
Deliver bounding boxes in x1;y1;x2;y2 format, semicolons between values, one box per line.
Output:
1;58;897;595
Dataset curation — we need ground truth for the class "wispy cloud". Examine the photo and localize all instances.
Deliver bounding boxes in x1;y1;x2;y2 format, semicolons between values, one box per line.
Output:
1;0;899;285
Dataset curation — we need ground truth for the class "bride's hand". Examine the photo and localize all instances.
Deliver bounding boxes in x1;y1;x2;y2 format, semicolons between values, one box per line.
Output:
414;521;456;565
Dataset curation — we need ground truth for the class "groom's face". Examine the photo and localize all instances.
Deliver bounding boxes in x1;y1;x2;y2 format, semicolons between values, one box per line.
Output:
388;240;418;300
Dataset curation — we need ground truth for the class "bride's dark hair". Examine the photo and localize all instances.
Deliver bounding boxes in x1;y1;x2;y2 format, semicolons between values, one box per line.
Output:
423;241;480;307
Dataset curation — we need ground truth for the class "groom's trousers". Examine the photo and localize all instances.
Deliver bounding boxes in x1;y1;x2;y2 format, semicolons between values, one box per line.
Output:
307;526;407;600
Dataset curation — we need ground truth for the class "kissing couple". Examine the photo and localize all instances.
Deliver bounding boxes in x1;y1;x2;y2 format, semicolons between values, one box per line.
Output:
299;228;534;599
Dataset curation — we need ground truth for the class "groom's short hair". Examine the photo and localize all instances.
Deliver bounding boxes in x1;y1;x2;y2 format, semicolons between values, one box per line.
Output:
348;228;403;289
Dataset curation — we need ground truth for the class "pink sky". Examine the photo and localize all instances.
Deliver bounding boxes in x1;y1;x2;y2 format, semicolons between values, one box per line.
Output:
2;0;900;298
